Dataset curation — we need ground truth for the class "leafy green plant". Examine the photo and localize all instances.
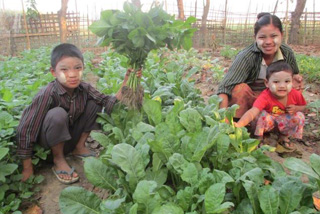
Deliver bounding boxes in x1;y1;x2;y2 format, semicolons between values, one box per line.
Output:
89;2;197;109
307;99;320;118
296;54;320;83
59;47;317;213
220;45;239;60
284;153;320;194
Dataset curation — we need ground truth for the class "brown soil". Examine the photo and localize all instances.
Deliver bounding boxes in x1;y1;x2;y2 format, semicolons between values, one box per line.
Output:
25;45;320;214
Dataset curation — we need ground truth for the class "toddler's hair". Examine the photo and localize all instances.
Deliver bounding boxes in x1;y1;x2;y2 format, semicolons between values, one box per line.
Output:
51;43;84;69
266;60;293;80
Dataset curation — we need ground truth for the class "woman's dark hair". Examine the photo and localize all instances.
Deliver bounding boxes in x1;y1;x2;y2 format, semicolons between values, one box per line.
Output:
51;43;84;69
254;13;283;36
266;60;293;80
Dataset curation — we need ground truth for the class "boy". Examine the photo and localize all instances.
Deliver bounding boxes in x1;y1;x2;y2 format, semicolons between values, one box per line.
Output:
17;43;139;184
234;61;306;149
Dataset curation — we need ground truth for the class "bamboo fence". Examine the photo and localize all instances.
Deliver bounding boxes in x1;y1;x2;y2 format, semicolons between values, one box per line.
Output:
0;5;320;56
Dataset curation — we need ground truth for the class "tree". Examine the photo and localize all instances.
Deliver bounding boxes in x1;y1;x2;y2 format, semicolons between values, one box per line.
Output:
289;0;307;44
59;0;69;43
201;0;210;47
177;0;185;20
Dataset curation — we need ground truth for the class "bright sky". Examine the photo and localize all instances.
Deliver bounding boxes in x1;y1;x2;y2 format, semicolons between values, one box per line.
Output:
1;0;319;19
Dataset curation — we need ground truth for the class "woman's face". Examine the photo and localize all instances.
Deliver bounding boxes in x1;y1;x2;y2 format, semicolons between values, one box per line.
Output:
255;24;283;57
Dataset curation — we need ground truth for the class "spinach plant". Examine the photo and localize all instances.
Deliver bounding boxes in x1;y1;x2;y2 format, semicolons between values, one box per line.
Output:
89;2;197;109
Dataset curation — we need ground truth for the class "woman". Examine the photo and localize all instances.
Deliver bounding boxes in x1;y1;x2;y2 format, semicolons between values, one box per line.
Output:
217;13;303;120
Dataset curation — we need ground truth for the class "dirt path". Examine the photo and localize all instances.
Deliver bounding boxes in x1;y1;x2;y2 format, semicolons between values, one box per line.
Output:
25;45;320;214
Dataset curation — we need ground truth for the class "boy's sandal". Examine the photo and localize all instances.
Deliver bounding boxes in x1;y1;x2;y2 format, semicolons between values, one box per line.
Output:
73;150;97;159
52;167;79;184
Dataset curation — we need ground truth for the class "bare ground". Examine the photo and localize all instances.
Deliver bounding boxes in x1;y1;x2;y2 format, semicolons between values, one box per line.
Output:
23;45;320;214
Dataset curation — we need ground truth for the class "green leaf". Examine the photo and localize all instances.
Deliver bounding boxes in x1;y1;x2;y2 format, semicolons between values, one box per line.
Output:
212;169;234;184
0;163;18;182
2;89;13;102
129;203;138;214
284;157;320;179
143;99;162;125
152;203;184;214
226;104;239;125
258;185;279;214
179;108;202;133
112;127;124;142
205;183;234;213
239;168;264;185
100;197;126;211
180;162;198;186
145;168;168;186
136;122;155;133
184;130;210;162
59;186;101;214
232;198;253;214
0;111;13;125
205;183;225;209
132;180;161;214
100;10;115;22
90;131;112;148
279;181;303;214
146;33;156;43
176;187;193;211
243;180;262;214
83;157;118;192
310;153;320;176
112;143;146;185
89;19;111;37
185;16;197;24
0;184;9;201
0;148;9;160
168;153;198;186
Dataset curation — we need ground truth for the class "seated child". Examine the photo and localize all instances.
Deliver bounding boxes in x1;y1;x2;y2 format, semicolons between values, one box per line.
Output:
234;60;306;149
16;43;141;184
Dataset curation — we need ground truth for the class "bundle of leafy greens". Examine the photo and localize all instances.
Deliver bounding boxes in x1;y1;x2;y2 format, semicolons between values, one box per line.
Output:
89;2;197;109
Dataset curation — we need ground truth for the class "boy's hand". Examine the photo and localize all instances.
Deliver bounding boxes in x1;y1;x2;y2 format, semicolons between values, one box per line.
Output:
286;105;297;115
21;158;33;181
123;68;142;85
116;68;143;101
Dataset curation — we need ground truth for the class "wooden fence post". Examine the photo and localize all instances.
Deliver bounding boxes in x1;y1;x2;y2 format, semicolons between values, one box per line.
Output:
21;0;30;50
59;0;69;43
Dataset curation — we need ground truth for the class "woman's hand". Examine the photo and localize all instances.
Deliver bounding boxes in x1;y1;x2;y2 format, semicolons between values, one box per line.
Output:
293;74;304;92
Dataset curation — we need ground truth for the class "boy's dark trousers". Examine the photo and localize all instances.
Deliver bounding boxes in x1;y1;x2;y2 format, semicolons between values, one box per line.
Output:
39;100;102;154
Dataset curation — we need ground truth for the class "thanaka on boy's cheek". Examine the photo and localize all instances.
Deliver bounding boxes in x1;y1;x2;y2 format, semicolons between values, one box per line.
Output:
269;83;277;93
56;72;67;84
287;82;292;92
